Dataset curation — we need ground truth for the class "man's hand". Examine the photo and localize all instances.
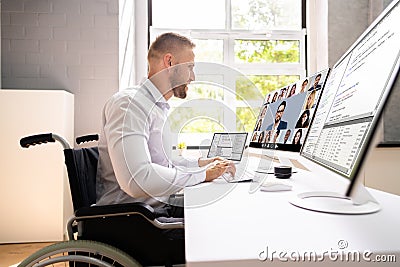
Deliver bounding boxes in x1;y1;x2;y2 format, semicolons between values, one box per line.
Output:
205;160;236;182
198;156;224;167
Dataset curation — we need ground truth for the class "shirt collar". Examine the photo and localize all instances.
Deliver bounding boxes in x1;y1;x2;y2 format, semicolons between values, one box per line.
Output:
143;79;170;110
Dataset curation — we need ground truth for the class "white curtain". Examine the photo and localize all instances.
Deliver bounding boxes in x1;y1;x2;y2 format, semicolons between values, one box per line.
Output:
119;0;148;89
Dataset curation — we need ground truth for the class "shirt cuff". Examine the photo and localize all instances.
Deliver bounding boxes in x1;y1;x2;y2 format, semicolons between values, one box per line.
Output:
171;155;201;168
189;168;207;185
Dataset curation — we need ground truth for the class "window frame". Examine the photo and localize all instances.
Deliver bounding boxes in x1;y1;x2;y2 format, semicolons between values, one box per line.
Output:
149;0;307;145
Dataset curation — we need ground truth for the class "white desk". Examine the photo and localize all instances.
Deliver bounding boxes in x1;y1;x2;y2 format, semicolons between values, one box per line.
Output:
184;151;400;266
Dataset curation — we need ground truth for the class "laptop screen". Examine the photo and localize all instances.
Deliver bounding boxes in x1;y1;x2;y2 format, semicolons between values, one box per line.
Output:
207;133;248;161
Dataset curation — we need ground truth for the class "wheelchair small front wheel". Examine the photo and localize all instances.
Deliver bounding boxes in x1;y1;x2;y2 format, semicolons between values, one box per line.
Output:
18;239;141;267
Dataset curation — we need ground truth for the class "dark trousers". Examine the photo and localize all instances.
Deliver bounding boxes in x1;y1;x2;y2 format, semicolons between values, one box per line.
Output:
154;195;185;266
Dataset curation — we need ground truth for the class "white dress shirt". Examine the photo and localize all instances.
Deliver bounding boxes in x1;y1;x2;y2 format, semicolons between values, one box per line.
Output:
96;79;206;208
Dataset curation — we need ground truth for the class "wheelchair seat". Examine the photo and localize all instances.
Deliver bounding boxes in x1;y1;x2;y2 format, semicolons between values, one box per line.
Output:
20;133;185;267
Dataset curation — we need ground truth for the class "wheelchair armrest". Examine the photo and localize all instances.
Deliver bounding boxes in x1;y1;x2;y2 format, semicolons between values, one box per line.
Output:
75;202;156;221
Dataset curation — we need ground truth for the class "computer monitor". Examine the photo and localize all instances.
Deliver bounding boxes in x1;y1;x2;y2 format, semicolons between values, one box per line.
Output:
290;0;400;214
249;69;330;152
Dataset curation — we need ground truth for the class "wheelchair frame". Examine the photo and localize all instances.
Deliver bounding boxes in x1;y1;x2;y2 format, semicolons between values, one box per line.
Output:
18;133;184;267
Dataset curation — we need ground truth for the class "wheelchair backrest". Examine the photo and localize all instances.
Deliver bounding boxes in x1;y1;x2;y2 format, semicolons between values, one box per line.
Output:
64;147;99;211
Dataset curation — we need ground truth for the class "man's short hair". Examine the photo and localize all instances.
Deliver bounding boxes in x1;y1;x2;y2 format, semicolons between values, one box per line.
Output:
148;32;196;61
278;101;287;110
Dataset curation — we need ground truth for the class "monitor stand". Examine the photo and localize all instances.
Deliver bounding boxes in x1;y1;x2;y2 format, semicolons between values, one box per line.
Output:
289;183;380;215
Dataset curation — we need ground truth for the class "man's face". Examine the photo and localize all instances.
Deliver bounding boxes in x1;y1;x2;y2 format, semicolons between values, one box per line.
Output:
307;93;314;108
273;131;279;143
284;130;291;142
170;48;195;99
314;75;321;87
275;104;285;123
266;131;271;142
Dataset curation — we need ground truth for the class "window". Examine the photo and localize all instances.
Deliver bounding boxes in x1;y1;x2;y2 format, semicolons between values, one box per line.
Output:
150;0;306;146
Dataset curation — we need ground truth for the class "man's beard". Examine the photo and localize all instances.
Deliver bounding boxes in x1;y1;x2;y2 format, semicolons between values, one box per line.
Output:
173;84;187;99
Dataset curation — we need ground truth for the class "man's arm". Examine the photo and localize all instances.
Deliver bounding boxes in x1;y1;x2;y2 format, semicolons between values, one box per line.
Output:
103;93;206;199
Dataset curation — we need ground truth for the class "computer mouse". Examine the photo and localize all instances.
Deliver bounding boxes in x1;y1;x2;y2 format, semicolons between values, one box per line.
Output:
260;181;292;192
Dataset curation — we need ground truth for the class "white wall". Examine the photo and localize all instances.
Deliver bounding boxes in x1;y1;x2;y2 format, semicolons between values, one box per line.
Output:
0;90;74;242
322;0;400;195
309;0;390;72
0;0;2;87
327;0;370;67
1;0;119;138
365;147;400;196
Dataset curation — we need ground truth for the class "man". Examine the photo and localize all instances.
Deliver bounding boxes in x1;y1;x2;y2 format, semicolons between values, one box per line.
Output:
266;101;288;131
308;73;322;91
96;33;234;263
272;129;280;143
97;32;233;206
283;129;291;144
264;130;271;143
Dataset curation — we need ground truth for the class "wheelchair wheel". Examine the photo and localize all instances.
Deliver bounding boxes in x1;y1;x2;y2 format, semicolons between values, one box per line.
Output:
18;240;141;267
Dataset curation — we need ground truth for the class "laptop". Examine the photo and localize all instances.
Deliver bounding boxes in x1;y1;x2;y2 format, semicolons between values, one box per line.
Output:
207;132;248;161
207;132;252;182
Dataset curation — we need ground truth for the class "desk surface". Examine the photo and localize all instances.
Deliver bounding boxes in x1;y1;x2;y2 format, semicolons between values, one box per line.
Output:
184;150;400;266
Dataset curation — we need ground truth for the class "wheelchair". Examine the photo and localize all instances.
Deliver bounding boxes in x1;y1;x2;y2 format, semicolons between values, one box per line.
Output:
18;133;185;267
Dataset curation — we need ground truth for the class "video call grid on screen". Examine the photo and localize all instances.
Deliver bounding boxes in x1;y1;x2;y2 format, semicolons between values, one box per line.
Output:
301;1;400;179
207;133;248;161
249;69;330;152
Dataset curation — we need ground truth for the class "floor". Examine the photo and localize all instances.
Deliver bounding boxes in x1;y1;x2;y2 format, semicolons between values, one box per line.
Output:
0;242;53;267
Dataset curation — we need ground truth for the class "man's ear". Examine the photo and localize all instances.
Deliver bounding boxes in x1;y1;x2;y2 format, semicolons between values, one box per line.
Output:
163;53;173;68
